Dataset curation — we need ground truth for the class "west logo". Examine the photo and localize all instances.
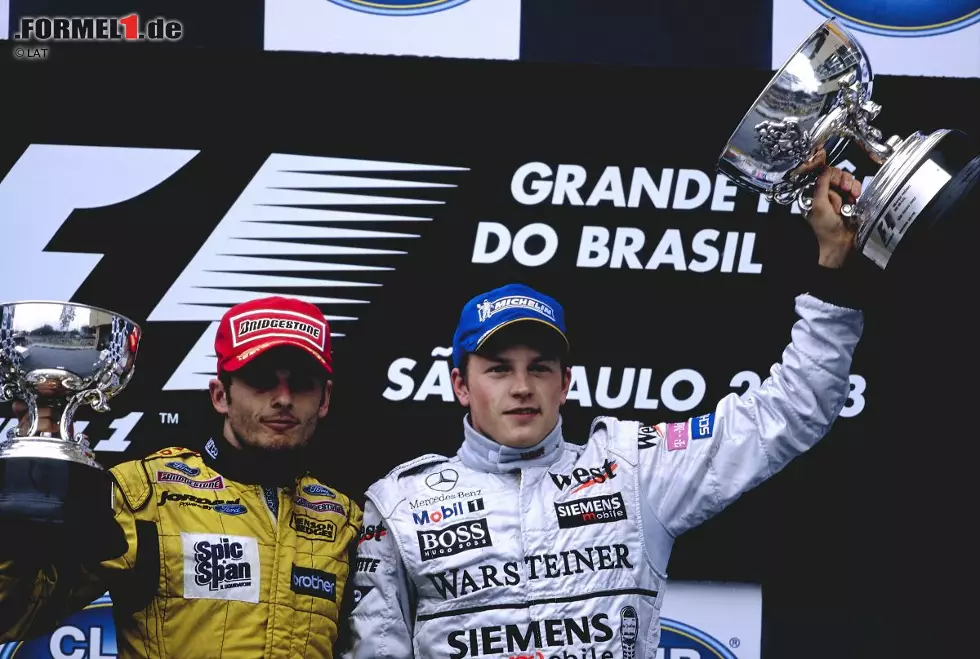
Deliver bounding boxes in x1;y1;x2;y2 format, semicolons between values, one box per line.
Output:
555;493;628;529
638;425;661;450
549;459;618;493
417;519;492;562
413;498;485;525
359;522;387;545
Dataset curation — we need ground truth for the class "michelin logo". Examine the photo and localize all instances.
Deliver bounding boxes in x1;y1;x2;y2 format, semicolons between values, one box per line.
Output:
476;296;555;323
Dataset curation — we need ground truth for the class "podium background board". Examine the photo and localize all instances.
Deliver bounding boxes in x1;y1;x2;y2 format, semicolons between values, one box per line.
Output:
1;35;978;657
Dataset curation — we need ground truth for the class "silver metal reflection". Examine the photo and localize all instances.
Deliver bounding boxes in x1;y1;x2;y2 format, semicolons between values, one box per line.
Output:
0;301;141;468
716;18;961;269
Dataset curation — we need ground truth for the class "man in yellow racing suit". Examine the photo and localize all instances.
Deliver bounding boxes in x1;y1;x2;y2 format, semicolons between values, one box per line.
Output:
0;296;362;659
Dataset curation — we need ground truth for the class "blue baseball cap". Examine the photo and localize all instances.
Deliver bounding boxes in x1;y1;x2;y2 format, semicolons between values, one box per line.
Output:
452;283;568;368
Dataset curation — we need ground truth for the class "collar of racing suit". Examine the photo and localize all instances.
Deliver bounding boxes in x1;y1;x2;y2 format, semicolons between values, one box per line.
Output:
457;414;565;473
201;434;308;487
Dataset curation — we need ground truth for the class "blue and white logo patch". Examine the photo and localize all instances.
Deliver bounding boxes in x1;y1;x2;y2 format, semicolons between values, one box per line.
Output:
691;413;715;440
166;461;200;477
303;484;336;498
475;295;556;324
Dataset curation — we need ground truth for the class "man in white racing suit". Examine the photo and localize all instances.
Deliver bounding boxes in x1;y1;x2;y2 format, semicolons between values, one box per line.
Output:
343;166;865;658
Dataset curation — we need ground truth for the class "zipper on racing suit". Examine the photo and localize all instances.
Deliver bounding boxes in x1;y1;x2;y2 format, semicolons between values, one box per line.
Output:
260;486;281;657
516;470;532;624
261;485;279;537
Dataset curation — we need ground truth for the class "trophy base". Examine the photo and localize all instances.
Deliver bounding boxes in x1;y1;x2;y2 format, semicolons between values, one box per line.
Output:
856;129;979;270
0;436;102;469
0;456;127;562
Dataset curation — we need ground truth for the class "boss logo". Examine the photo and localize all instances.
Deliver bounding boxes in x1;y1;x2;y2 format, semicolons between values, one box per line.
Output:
417;518;492;562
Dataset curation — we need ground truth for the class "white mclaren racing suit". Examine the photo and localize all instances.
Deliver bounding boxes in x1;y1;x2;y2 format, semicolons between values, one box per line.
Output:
343;291;863;658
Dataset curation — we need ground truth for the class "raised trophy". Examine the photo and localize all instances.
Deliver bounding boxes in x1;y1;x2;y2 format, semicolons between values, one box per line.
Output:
717;18;979;271
0;301;140;559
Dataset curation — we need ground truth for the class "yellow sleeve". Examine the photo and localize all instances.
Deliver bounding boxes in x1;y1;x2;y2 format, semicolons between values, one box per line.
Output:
0;466;142;643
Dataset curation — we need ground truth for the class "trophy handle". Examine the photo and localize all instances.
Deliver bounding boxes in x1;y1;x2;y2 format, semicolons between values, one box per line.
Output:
60;388;111;444
835;80;904;165
0;383;38;439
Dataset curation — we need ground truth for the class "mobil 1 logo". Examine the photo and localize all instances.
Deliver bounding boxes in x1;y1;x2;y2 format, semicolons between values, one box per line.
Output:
555;493;628;529
182;533;260;603
413;498;486;526
417;518;492;562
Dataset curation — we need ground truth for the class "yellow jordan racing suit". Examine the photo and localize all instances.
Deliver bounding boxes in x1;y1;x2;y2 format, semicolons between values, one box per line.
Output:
0;443;362;658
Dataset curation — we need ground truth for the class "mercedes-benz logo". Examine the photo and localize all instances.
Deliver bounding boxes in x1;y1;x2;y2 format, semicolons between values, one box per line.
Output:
425;469;459;492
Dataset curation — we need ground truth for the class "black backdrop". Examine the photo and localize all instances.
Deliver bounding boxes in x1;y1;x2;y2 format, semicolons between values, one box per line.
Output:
1;41;978;657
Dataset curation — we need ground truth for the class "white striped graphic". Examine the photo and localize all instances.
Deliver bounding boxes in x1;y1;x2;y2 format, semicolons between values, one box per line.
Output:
147;153;468;390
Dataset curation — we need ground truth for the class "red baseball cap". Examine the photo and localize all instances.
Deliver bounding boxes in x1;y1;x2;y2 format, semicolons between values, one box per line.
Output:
214;296;332;374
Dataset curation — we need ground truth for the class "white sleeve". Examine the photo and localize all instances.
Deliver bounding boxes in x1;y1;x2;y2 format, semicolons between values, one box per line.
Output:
638;293;864;537
342;498;415;659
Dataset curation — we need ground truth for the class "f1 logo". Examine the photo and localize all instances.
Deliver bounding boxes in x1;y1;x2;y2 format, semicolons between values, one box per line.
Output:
0;144;198;303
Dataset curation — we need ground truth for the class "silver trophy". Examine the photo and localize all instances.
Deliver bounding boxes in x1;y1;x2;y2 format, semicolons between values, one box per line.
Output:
0;301;140;556
717;18;978;270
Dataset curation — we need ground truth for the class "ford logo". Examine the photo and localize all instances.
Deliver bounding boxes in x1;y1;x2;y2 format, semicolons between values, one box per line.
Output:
165;461;200;477
303;484;336;498
803;0;980;37
213;503;247;516
328;0;472;17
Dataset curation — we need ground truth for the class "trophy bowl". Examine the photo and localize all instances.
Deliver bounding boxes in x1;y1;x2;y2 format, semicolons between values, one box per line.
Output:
0;301;140;557
717;18;874;203
717;18;980;271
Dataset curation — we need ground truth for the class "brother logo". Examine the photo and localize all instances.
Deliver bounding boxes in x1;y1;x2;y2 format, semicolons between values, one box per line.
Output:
290;565;337;601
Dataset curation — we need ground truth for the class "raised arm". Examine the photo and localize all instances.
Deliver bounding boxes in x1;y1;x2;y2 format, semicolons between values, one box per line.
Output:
639;284;863;537
638;165;865;537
